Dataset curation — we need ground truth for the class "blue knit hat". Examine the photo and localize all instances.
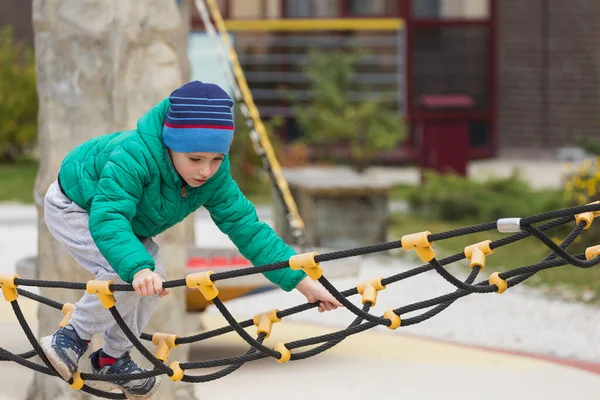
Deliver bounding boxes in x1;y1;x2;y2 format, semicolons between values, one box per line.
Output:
162;81;234;154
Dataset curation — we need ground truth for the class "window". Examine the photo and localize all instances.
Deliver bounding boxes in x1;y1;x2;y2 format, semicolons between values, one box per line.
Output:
412;0;490;19
286;0;339;18
411;26;490;110
348;0;395;16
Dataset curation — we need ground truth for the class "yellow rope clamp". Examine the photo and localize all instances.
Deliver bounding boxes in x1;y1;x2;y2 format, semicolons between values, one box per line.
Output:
59;303;76;328
186;271;219;301
575;201;600;230
383;309;401;330
464;240;494;271
289;252;323;280
274;342;291;363
70;371;85;390
488;272;508;294
86;280;116;309
585;245;600;260
401;231;435;263
152;333;179;362
169;361;185;382
253;309;281;338
0;274;19;302
356;277;386;306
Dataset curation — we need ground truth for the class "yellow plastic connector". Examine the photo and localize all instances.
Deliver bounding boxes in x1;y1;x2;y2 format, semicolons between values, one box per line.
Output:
70;371;84;390
274;342;291;363
464;240;494;271
401;231;435;262
356;277;386;306
186;271;219;301
169;361;185;382
86;280;116;309
0;274;18;302
289;252;323;280
253;309;281;338
152;333;179;362
575;201;600;230
384;309;401;330
489;272;507;294
585;245;600;260
59;303;76;328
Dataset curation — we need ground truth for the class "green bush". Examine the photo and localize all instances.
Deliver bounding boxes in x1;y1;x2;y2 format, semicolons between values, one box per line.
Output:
406;170;566;222
0;27;38;162
290;48;406;173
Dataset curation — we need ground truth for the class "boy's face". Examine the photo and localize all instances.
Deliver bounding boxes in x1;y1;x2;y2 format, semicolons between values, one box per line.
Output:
169;150;224;187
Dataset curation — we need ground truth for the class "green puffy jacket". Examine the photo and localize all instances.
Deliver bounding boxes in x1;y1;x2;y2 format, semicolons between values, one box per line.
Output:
57;97;306;289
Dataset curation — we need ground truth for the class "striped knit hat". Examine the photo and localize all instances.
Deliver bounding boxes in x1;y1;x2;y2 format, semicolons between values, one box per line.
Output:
162;81;234;154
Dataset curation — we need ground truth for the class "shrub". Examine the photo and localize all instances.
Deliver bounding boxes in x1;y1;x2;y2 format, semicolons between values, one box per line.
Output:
0;27;37;162
406;170;566;222
290;48;406;173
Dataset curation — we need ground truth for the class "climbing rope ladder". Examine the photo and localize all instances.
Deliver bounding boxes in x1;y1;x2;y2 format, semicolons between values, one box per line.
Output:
4;1;600;398
2;202;600;398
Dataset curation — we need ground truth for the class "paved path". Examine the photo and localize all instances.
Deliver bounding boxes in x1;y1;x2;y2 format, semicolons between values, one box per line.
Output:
1;301;598;400
1;158;599;399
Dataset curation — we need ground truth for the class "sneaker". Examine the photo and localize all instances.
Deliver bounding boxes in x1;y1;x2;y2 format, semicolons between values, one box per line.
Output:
40;325;89;381
88;349;161;400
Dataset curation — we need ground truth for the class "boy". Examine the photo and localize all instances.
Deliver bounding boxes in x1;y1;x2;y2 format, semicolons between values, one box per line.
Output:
41;81;342;399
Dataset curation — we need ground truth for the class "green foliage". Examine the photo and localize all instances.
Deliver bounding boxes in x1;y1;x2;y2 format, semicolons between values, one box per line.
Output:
576;136;600;156
562;157;600;251
291;48;406;172
0;27;38;162
228;106;286;203
405;170;566;222
0;160;37;203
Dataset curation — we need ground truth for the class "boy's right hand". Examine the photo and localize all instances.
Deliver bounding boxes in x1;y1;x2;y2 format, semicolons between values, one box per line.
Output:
132;269;169;298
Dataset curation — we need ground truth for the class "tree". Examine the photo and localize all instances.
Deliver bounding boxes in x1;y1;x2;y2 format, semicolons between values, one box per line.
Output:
30;0;197;399
292;48;406;172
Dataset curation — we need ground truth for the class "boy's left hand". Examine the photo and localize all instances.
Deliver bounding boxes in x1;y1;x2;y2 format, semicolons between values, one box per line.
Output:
295;277;343;313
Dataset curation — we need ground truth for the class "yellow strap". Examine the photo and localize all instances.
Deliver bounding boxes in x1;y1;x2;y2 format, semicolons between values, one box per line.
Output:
203;0;305;233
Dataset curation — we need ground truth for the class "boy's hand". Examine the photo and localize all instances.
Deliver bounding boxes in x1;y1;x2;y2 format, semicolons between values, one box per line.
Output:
295;277;343;312
132;269;170;298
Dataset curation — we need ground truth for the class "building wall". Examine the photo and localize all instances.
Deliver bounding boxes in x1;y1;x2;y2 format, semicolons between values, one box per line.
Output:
498;0;600;149
0;0;33;44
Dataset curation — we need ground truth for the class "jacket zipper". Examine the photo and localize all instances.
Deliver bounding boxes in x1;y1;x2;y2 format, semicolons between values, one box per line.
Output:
181;182;187;199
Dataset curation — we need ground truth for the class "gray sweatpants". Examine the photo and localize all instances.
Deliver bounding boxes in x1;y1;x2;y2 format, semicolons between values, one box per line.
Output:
44;180;166;358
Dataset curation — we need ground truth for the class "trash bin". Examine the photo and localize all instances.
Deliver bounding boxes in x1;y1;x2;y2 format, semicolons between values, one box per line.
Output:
415;94;473;179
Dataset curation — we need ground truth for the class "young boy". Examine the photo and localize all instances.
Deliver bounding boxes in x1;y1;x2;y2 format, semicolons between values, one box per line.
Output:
40;81;342;399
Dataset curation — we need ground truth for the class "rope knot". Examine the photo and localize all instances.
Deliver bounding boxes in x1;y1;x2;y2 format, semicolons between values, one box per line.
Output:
0;274;18;302
356;277;386;306
401;231;435;262
253;309;281;338
152;333;180;362
464;240;494;271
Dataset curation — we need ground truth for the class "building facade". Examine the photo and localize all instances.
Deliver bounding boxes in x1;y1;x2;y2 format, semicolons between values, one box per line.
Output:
3;0;599;157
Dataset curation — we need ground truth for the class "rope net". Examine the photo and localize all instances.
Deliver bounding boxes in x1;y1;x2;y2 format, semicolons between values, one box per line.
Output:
2;202;600;398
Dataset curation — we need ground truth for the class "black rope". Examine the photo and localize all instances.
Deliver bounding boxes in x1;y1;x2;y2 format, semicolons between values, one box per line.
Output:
520;203;600;225
290;303;371;361
521;224;600;268
17;288;63;310
211;297;281;358
108;307;173;377
11;300;59;377
317;276;390;326
180;333;266;383
4;203;600;388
